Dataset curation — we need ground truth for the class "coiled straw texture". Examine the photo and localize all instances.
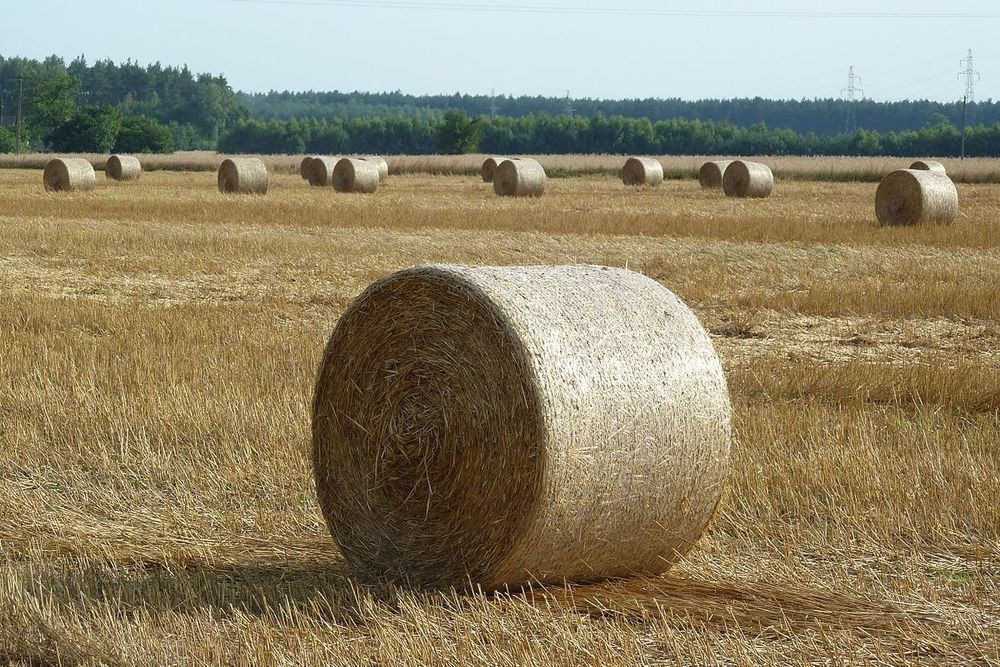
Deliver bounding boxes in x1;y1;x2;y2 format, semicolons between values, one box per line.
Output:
333;158;380;193
698;160;732;189
217;158;268;194
300;156;317;179
875;169;958;226
622;157;664;186
308;157;342;186
493;158;546;197
722;160;774;198
909;160;947;175
44;158;96;192
312;264;732;590
481;156;513;182
362;156;389;182
105;155;141;181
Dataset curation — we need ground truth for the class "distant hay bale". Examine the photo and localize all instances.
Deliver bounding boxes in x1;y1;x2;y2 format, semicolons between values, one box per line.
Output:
909;160;947;175
722;160;774;198
875;169;958;226
312;264;732;590
622;157;664;186
481;156;510;182
698;160;733;189
362;156;389;182
217;157;268;194
105;155;141;181
333;157;380;193
493;158;545;197
300;156;316;179
43;158;96;192
308;156;342;186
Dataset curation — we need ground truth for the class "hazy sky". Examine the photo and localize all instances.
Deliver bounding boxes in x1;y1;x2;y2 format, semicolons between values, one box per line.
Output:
6;0;1000;101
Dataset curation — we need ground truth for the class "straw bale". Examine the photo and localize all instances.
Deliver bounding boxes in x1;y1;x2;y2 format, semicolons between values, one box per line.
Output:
43;158;96;192
217;157;268;194
875;169;958;225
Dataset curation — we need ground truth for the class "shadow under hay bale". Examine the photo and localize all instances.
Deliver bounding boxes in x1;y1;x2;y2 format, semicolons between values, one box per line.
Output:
622;157;664;186
332;158;380;193
217;157;268;194
493;158;545;197
723;160;774;198
44;158;96;192
875;169;958;226
699;160;733;189
105;155;142;181
312;264;731;590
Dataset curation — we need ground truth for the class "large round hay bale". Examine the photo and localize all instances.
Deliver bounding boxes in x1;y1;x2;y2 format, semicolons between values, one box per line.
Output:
909;159;947;175
494;158;545;197
217;157;268;195
722;160;773;198
300;156;317;179
481;156;512;182
875;169;958;226
308;156;342;186
362;156;389;182
699;160;733;189
43;158;96;193
332;157;380;193
312;264;732;590
105;155;141;181
622;157;664;186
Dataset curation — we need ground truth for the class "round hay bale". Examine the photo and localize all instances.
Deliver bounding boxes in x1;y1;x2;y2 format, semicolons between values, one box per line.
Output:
333;157;380;193
909;160;947;175
622;157;664;186
362;156;389;182
43;158;96;193
308;156;342;186
217;157;268;195
698;160;733;189
105;155;141;181
875;169;958;226
300;156;317;179
722;160;773;198
312;264;732;590
481;156;510;183
494;158;545;197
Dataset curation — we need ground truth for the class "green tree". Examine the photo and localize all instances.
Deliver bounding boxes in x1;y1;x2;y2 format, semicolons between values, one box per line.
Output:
48;106;123;152
436;110;481;154
24;72;79;143
114;115;175;153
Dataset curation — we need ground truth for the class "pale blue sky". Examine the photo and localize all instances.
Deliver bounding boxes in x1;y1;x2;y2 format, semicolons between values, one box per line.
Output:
6;0;1000;101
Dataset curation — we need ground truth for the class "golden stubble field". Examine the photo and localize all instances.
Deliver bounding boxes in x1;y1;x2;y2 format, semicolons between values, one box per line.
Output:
0;166;998;665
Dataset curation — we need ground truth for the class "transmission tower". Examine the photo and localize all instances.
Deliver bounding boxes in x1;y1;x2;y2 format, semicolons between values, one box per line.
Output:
841;66;863;133
958;49;981;159
564;90;573;118
489;88;499;118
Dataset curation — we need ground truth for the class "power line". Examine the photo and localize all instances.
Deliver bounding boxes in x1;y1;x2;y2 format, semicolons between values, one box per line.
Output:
223;0;1000;18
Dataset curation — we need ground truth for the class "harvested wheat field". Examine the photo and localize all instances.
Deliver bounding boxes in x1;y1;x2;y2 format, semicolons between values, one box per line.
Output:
0;165;997;665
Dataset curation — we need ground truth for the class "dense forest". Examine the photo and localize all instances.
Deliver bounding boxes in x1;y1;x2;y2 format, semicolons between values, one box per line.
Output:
1;54;998;156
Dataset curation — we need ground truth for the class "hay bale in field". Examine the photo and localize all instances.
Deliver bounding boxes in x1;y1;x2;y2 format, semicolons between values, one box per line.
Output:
481;156;513;182
43;158;96;192
308;156;342;186
875;169;958;226
217;157;268;194
622;157;664;186
312;264;732;590
698;160;732;189
105;155;141;181
722;160;773;198
494;158;545;197
361;156;389;182
909;160;947;175
332;157;380;193
300;156;317;179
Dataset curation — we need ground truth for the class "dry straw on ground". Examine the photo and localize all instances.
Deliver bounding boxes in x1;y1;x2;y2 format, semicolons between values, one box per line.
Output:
105;155;141;181
910;159;947;175
362;156;389;182
332;157;380;193
481;156;513;182
43;158;96;192
622;157;665;186
299;156;316;179
723;160;774;198
217;157;268;194
308;157;342;186
312;264;732;590
699;160;733;189
875;169;958;225
494;158;546;197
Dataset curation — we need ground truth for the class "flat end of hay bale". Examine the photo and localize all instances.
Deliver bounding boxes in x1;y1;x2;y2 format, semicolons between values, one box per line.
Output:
493;158;546;197
722;160;773;198
875;169;957;226
699;160;732;189
333;158;380;193
622;157;664;186
218;157;268;194
44;158;96;192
